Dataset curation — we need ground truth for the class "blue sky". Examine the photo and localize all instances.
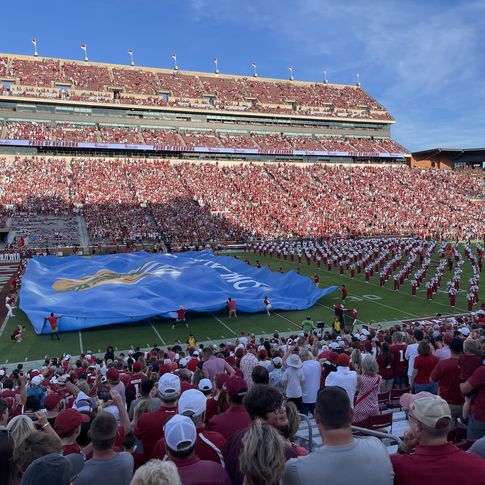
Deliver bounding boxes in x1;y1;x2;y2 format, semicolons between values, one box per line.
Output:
0;0;484;151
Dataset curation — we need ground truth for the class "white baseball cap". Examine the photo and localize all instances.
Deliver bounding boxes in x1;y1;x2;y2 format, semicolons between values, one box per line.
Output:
164;414;197;452
158;373;181;398
178;358;188;368
198;378;213;392
178;389;206;417
31;375;43;386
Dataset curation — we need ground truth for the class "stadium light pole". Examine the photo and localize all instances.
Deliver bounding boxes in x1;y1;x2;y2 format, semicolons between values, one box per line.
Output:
356;73;361;86
214;57;219;74
32;38;38;57
288;65;294;81
323;69;328;84
128;49;135;66
252;62;258;77
172;53;178;71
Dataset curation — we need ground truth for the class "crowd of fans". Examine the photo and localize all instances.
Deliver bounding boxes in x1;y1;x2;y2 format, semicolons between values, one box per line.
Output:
1;307;485;484
0;157;482;245
0;55;393;120
1;121;406;152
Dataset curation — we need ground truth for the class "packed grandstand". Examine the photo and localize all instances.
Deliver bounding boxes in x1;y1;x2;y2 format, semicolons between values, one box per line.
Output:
0;52;485;485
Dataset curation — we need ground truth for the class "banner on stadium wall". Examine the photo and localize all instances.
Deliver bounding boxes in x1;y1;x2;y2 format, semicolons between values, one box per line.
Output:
0;138;405;158
20;250;337;333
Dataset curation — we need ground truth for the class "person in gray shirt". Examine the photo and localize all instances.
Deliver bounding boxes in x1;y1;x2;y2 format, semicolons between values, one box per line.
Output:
128;379;161;420
281;386;393;485
75;413;133;485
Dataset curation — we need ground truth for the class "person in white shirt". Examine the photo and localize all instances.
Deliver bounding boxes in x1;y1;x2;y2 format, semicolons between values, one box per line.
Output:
299;349;322;416
405;329;424;379
283;353;305;412
324;353;357;408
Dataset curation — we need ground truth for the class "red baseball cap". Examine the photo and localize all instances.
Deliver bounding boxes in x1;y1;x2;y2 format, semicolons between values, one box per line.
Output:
44;393;61;411
443;333;453;345
133;362;143;372
258;349;268;358
106;368;119;382
54;408;90;436
215;373;230;389
328;351;339;364
224;376;248;397
337;353;350;366
235;348;244;357
225;356;237;366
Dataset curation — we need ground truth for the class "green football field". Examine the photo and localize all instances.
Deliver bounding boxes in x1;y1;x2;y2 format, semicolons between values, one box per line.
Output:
0;244;480;365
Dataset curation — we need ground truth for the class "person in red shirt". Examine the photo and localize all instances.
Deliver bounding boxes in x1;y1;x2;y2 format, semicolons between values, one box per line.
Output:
461;363;485;440
152;389;226;466
172;306;188;329
411;341;438;394
165;415;231;485
390;332;408;389
226;298;237;319
391;393;485;485
135;373;180;462
208;376;251;440
430;338;464;425
54;408;90;456
341;285;347;301
45;312;60;340
376;342;395;393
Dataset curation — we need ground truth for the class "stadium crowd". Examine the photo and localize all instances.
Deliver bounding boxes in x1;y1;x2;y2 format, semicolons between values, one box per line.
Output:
0;55;393;120
0;157;482;246
1;307;485;484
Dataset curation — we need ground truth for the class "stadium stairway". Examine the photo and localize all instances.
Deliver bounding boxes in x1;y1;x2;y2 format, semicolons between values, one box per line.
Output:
77;214;90;248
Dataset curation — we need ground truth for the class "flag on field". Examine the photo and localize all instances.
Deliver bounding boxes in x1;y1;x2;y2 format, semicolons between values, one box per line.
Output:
32;38;37;46
80;44;87;51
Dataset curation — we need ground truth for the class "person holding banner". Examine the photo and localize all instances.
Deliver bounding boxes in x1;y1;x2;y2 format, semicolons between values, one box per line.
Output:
45;312;61;340
172;306;189;329
263;296;272;316
227;298;237;319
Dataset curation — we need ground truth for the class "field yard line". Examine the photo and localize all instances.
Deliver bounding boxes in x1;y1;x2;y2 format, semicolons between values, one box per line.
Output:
210;313;238;337
78;330;84;354
0;315;9;338
348;294;419;317
149;322;166;345
273;312;302;329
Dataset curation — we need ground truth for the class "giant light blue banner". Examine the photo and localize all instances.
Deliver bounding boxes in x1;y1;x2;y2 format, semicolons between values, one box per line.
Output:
20;251;337;334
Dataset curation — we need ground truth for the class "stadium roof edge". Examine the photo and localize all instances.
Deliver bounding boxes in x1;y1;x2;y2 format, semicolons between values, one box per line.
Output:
0;51;381;91
412;147;485;156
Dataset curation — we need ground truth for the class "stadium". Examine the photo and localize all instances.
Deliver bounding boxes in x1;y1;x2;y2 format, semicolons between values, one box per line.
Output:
0;18;484;485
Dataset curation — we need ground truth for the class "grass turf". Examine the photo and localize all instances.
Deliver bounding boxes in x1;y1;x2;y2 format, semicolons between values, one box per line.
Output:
0;244;480;364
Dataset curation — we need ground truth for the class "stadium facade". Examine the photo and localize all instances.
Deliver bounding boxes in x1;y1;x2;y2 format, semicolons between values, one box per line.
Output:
0;53;407;163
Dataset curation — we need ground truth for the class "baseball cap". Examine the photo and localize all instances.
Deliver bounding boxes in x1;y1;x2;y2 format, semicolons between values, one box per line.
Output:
158;373;181;398
22;453;85;485
224;376;248;397
337;353;350;366
409;395;452;429
106;368;119;381
198;378;213;392
31;375;43;386
133;362;143;372
44;393;61;411
400;391;434;410
272;356;283;366
443;333;453;345
54;408;90;436
458;327;470;336
164;414;197;452
178;389;207;417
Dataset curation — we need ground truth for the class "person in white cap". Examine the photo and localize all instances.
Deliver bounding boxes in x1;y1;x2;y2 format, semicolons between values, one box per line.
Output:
164;414;230;484
135;373;180;460
391;393;485;484
283;352;305;412
152;389;226;466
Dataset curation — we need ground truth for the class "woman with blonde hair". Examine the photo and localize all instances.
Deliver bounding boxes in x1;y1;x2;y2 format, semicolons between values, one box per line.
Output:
6;415;36;449
239;419;286;485
283;401;308;456
350;348;362;374
130;459;181;485
353;355;381;423
131;399;152;431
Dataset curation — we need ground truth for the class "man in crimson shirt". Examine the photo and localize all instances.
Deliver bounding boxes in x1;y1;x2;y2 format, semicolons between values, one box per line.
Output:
390;332;408;388
391;394;485;485
152;389;226;466
135;373;179;461
430;338;464;424
172;306;188;329
461;362;485;440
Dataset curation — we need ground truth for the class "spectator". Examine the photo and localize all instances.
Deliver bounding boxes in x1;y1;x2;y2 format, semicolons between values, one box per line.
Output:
282;401;308;456
283;353;305;411
6;414;35;449
251;365;269;385
54;408;90;455
376;342;394;393
201;347;235;385
430;337;464;425
460;359;485;441
239;419;286;485
130;459;182;485
239;346;259;388
282;386;393;484
410;341;438;394
0;427;15;485
405;330;424;383
208;376;251;440
391;332;408;389
74;413;134;485
324;353;358;407
128;379;161;420
21;453;85;485
353;355;381;423
391;393;485;484
224;384;299;485
164;414;231;484
135;373;179;460
299;348;321;416
269;356;285;394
